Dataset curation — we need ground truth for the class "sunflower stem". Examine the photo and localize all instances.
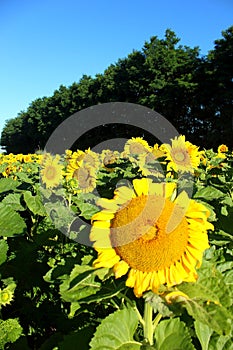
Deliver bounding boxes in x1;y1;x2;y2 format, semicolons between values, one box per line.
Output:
143;301;154;345
153;312;162;331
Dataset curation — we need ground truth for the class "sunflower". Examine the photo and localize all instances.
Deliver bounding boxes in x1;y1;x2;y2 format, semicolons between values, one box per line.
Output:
40;154;64;188
90;178;213;297
71;163;97;193
100;149;120;168
122;137;151;159
69;148;100;169
217;144;228;153
162;135;201;173
0;288;14;307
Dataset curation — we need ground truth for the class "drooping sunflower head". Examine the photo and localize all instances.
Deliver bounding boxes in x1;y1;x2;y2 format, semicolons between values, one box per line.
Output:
162;135;201;173
90;178;213;297
40;153;64;189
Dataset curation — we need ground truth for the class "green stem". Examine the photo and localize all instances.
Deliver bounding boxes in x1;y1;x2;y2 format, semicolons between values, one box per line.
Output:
153;313;162;331
143;301;154;345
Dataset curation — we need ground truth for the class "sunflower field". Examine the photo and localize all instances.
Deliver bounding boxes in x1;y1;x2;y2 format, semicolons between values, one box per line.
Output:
0;136;232;349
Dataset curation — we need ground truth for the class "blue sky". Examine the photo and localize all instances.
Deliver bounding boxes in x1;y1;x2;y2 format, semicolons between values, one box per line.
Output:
0;0;232;140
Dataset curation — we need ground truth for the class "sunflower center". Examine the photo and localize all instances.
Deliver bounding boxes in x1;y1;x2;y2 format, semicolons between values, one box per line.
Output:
1;292;10;302
172;149;188;164
110;195;189;272
129;143;147;155
73;167;93;188
45;165;56;180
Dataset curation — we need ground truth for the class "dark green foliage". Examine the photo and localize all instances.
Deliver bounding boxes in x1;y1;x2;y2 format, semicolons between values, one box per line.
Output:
1;27;233;153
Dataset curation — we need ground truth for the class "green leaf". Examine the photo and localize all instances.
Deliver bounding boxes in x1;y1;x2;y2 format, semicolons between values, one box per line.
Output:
2;193;24;211
75;200;99;220
23;191;46;216
194;186;225;201
0;203;26;237
179;298;231;336
208;324;233;350
0;239;8;265
194;320;213;350
0;318;23;350
60;264;101;302
154;318;195;350
0;178;20;193
89;306;141;350
179;262;232;307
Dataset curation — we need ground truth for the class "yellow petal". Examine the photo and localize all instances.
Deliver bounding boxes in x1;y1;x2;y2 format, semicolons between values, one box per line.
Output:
115;186;135;203
133;178;150;196
97;198;119;211
113;260;129;279
126;269;137;288
93;249;120;268
92;211;114;221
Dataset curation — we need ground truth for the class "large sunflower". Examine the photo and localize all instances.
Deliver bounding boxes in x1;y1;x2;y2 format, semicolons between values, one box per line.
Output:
162;135;201;173
90;178;213;297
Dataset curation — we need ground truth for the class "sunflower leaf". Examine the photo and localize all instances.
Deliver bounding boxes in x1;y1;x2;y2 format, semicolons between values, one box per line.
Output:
2;193;24;211
23;191;46;216
176;298;231;335
0;318;23;349
0;178;20;194
154;318;195;350
89;306;141;350
194;320;213;350
0;203;26;237
193;186;225;201
0;239;8;265
59;264;101;302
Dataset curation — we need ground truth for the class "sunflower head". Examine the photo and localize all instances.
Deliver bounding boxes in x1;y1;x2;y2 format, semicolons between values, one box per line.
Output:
217;144;228;153
41;153;64;189
122;137;151;158
90;178;213;297
0;288;14;307
72;163;97;193
162;135;201;173
100;150;120;168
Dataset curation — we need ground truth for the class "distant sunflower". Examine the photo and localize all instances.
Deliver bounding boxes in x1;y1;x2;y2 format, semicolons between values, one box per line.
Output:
72;163;97;193
217;144;228;153
41;154;63;188
100;149;120;168
162;135;201;173
90;178;213;297
69;148;99;168
0;288;14;307
122;137;151;159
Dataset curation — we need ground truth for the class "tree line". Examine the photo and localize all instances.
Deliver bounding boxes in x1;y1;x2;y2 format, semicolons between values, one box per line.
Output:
1;26;233;153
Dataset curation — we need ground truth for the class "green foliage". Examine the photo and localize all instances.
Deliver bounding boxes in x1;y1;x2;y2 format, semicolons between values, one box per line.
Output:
0;143;232;348
0;318;23;349
154;318;195;350
0;203;26;237
89;307;141;350
0;240;8;266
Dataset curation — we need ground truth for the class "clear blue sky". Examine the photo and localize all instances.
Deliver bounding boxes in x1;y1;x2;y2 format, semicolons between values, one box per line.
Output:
0;0;232;139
